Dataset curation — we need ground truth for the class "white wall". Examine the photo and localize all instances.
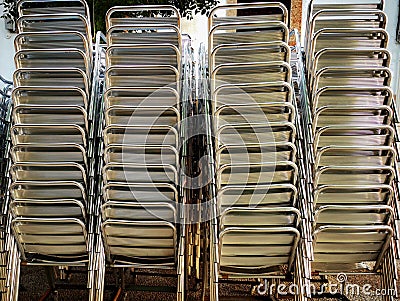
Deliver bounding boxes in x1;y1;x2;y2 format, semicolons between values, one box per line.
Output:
302;0;400;99
181;0;228;50
0;5;16;82
181;14;209;50
384;1;400;99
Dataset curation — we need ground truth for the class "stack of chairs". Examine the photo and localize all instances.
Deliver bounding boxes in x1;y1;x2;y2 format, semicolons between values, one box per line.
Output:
208;3;307;300
304;0;398;298
100;5;185;300
0;76;12;300
7;0;95;298
0;77;12;202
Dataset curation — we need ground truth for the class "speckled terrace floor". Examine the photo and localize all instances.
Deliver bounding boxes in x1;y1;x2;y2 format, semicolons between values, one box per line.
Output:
17;262;400;301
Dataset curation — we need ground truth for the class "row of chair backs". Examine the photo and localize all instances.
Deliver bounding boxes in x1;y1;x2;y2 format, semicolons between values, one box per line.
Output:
304;1;398;297
10;0;94;266
101;5;184;276
207;4;308;301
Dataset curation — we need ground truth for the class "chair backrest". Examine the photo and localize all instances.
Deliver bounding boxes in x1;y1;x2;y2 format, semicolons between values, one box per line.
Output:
100;5;184;270
303;1;399;286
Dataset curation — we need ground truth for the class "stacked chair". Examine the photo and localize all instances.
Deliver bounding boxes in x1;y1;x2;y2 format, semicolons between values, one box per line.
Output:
99;5;185;300
303;0;399;299
0;76;12;301
6;0;97;299
207;3;308;300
